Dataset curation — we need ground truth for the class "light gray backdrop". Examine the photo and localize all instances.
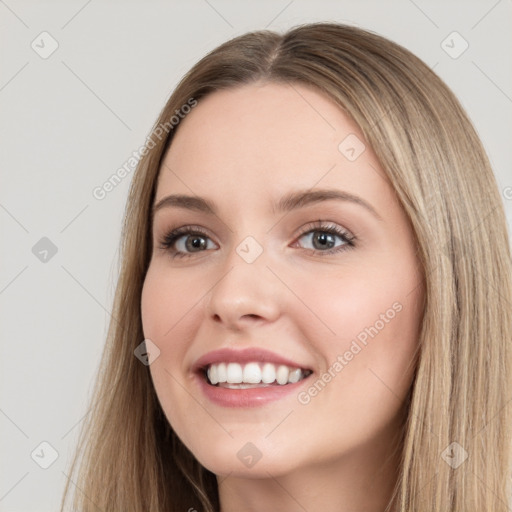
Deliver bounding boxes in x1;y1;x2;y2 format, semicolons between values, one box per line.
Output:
1;1;511;511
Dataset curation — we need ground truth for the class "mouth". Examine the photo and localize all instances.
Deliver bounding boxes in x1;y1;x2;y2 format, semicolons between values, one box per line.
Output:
192;347;315;407
200;362;313;389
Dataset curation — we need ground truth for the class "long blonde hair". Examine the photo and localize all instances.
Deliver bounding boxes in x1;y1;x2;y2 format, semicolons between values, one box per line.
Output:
61;22;512;511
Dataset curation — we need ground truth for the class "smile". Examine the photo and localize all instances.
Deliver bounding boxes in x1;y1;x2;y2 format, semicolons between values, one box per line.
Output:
206;362;313;387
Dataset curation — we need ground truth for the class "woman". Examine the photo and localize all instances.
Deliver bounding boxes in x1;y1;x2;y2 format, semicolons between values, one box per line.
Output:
61;22;512;511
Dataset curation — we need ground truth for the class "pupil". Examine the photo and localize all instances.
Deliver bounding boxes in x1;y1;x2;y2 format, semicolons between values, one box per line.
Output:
314;232;335;250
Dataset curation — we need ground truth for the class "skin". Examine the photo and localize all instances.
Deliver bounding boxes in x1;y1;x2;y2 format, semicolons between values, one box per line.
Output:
141;82;425;512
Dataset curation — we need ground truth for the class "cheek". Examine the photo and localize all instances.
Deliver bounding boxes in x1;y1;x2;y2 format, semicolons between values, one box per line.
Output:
141;265;197;349
141;266;201;435
288;266;422;446
294;260;423;393
140;265;200;412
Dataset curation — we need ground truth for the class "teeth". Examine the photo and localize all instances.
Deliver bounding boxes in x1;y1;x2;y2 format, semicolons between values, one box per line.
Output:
276;365;289;385
243;362;262;384
261;363;276;383
226;362;243;383
217;363;227;383
288;368;301;383
205;362;310;387
208;364;218;385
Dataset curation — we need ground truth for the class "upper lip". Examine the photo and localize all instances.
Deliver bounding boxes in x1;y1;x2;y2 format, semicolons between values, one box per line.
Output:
192;347;313;373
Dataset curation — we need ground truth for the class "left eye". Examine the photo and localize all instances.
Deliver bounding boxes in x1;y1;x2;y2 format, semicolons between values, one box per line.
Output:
296;229;350;252
292;222;355;256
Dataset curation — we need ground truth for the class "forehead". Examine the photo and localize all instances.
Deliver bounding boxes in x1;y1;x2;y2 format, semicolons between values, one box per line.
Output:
156;82;393;212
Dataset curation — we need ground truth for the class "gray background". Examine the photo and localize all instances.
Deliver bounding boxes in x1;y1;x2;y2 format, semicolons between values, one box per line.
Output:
1;1;511;510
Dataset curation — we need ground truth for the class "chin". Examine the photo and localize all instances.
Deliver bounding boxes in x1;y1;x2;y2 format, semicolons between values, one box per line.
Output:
187;437;304;478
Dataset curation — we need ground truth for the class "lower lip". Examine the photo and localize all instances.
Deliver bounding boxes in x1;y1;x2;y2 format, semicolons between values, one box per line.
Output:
194;372;312;408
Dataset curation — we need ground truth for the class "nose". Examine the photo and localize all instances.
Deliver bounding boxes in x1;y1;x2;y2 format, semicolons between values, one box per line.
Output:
205;249;284;331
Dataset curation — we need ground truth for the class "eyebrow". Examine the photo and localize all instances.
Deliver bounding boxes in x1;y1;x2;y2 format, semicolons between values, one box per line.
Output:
152;188;382;221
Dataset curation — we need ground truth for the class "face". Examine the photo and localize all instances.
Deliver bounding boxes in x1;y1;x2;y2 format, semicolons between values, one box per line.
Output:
141;82;424;477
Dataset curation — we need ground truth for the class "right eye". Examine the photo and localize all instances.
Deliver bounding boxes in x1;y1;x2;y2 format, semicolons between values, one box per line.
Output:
158;226;218;259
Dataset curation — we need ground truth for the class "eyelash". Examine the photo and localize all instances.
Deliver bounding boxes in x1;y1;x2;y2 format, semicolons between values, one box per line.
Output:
157;221;356;260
